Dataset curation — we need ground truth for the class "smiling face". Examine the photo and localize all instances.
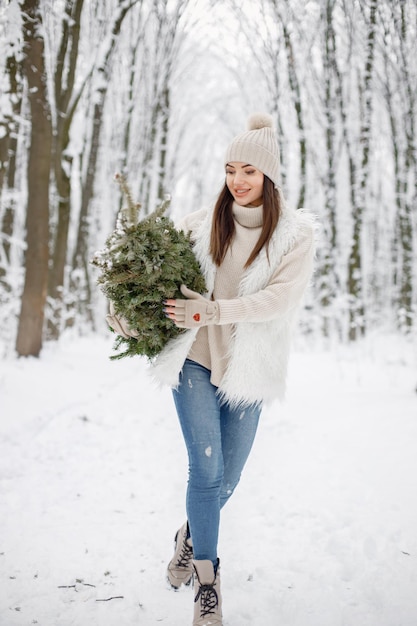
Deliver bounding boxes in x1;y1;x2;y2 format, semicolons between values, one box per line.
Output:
225;162;264;207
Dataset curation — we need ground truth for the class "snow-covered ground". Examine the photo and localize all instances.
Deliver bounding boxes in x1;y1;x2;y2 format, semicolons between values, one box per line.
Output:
1;332;416;626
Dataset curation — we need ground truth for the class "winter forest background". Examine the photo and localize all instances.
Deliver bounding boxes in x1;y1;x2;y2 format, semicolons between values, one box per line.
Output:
0;0;416;356
1;3;417;624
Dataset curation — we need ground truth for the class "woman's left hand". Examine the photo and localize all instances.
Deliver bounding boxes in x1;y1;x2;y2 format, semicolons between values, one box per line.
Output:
164;285;219;328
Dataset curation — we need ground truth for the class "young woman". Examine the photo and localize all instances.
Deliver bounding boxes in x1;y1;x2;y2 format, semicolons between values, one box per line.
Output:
108;114;315;625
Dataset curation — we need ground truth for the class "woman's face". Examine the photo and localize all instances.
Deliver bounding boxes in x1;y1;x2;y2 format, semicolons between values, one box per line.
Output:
225;162;264;207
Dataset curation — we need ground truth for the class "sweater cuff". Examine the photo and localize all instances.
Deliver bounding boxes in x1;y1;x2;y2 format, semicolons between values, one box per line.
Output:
216;299;241;325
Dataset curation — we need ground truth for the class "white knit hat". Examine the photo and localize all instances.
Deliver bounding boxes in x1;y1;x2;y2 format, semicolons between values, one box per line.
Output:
224;113;280;187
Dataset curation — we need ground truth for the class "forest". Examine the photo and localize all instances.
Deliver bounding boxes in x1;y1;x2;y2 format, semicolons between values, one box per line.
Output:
0;0;416;357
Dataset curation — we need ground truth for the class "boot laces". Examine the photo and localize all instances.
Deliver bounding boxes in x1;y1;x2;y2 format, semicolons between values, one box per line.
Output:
176;538;193;568
195;583;219;617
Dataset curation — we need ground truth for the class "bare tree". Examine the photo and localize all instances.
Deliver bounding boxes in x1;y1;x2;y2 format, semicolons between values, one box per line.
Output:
380;0;415;331
313;0;342;336
344;0;378;340
47;0;85;338
15;0;52;357
0;49;24;291
274;1;308;209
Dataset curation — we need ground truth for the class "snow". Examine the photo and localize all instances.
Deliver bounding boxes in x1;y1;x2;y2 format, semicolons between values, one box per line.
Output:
1;332;416;626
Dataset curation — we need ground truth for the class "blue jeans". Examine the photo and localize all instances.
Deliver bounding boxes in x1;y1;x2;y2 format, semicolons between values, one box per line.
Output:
172;359;261;565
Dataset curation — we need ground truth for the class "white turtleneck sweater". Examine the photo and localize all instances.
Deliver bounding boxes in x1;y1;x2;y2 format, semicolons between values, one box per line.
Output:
180;202;314;389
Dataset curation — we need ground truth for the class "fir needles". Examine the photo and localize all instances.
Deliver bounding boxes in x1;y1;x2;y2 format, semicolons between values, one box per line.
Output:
92;175;206;359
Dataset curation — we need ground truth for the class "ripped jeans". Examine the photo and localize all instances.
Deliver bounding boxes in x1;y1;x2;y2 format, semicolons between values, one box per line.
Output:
172;359;261;565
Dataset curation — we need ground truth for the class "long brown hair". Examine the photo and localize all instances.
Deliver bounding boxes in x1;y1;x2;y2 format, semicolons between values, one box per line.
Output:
210;176;282;268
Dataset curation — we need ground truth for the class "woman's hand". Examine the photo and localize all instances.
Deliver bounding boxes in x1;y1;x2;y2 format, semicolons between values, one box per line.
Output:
164;285;219;329
106;301;139;339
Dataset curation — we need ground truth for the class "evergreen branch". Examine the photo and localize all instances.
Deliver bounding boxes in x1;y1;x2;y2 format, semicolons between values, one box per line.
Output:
115;172;141;226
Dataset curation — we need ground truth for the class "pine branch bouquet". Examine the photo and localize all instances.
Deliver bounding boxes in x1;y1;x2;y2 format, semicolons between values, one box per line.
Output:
92;174;206;360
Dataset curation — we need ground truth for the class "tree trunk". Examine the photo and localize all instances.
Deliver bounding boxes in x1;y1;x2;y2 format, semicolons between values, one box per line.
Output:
15;0;52;357
317;0;340;336
281;21;307;209
0;52;23;286
346;0;378;340
395;1;414;331
47;0;84;338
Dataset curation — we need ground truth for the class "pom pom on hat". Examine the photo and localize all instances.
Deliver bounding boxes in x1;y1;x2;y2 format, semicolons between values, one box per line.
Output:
247;113;274;131
225;112;280;186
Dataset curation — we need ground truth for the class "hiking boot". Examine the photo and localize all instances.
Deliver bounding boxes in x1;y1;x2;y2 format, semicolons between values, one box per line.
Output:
192;559;222;626
167;521;194;589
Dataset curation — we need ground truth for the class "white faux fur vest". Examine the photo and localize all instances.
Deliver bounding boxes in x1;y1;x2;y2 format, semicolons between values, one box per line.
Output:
150;203;314;407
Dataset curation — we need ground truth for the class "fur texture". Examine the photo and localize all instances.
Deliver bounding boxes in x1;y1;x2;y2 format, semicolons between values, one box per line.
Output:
247;113;274;130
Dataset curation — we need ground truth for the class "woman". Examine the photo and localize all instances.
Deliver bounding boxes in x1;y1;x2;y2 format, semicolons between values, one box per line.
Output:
108;114;315;625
